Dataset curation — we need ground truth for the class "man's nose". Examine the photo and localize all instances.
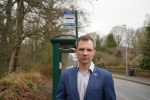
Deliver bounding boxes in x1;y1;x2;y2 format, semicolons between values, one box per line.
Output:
83;50;88;55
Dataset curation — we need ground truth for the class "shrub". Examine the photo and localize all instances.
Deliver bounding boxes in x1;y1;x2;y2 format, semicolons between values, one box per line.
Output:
95;62;105;68
130;60;139;65
140;58;150;70
105;65;139;70
119;65;125;67
26;79;35;90
38;63;53;79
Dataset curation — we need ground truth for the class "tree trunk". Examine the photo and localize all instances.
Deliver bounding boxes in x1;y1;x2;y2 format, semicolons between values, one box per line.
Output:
8;49;17;74
8;0;24;75
6;0;13;54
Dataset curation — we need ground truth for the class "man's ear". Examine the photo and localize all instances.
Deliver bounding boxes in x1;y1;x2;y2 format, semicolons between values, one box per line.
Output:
74;49;77;53
93;50;96;55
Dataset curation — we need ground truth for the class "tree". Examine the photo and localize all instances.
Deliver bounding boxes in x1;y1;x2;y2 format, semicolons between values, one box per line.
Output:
126;28;135;48
0;0;91;75
0;0;15;74
106;34;117;49
95;36;101;51
113;46;125;59
87;33;107;52
86;32;99;41
110;25;124;46
132;27;147;54
93;51;104;62
143;14;150;27
140;23;150;70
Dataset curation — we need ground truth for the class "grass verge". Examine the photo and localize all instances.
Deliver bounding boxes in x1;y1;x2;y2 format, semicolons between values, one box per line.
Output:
0;71;52;100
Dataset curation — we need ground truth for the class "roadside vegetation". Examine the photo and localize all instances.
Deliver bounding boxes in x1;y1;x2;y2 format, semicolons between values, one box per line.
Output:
0;71;52;100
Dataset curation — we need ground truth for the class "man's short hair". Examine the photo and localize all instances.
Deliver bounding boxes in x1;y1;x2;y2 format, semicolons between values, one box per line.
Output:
75;35;95;49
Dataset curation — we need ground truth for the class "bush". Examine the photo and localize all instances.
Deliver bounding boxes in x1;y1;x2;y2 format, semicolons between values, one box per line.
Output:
140;58;150;70
26;79;35;90
119;65;125;67
105;65;139;70
38;63;53;79
130;60;139;65
95;62;105;68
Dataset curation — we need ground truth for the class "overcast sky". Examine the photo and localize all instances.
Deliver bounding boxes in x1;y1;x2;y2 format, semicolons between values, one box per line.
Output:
82;0;150;37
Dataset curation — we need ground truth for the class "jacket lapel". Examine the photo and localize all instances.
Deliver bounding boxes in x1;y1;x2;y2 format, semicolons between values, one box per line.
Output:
84;66;98;100
71;66;80;100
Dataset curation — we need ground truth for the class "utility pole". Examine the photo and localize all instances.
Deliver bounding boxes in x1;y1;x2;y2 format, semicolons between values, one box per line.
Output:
123;24;128;76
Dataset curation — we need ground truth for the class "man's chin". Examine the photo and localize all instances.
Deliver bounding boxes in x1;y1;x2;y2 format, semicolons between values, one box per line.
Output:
80;61;91;65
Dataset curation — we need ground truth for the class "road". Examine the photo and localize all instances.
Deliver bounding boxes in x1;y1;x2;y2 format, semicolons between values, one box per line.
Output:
114;78;150;100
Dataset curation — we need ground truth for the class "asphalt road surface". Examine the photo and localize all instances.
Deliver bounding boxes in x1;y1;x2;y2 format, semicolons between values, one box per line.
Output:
114;78;150;100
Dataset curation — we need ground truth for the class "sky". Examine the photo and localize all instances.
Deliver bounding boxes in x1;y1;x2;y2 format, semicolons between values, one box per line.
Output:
82;0;150;37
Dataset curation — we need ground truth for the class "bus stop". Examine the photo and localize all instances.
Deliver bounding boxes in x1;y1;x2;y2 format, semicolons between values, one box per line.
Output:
50;35;78;99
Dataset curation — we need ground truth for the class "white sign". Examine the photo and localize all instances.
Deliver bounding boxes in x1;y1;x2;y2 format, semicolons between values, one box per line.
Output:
64;11;75;27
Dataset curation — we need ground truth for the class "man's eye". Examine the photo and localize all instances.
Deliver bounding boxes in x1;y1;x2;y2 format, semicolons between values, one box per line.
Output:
79;49;84;51
87;49;92;51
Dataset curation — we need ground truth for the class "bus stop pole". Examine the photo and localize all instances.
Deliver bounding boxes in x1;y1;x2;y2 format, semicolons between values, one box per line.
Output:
52;43;60;100
75;11;78;38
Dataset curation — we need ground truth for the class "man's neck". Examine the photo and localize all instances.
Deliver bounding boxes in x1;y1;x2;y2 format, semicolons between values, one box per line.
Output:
79;62;91;74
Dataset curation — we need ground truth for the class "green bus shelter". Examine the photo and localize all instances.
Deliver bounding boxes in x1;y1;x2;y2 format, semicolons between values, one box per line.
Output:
50;35;78;100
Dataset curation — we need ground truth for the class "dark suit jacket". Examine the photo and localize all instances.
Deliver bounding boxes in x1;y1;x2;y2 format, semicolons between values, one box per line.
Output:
56;66;116;100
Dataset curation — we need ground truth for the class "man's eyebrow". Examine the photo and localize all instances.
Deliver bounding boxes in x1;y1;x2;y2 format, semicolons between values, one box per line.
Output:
78;48;84;50
87;49;92;50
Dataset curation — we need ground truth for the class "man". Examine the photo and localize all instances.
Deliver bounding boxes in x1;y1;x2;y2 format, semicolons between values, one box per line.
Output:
56;35;116;100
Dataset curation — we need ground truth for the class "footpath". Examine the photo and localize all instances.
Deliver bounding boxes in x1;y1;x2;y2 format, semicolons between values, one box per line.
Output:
112;74;150;86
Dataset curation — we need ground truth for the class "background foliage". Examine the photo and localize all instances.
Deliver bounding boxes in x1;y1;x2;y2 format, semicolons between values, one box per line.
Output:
0;0;91;77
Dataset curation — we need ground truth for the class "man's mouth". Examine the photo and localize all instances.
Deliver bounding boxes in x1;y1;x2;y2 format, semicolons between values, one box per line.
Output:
82;58;88;60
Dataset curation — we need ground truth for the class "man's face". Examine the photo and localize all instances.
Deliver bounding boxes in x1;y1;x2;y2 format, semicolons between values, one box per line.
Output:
75;40;96;65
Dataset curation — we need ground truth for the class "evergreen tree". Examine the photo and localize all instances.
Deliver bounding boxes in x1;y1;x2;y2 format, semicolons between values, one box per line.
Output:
95;36;101;51
140;24;150;70
106;34;117;48
95;36;107;52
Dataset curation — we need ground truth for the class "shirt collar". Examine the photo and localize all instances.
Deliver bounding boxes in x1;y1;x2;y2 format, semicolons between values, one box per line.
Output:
77;62;94;73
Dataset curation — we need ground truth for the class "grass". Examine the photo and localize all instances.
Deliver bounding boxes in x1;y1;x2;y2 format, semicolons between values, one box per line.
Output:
0;71;51;100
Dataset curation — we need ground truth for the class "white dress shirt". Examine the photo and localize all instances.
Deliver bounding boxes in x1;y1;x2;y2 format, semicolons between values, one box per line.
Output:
77;62;94;100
